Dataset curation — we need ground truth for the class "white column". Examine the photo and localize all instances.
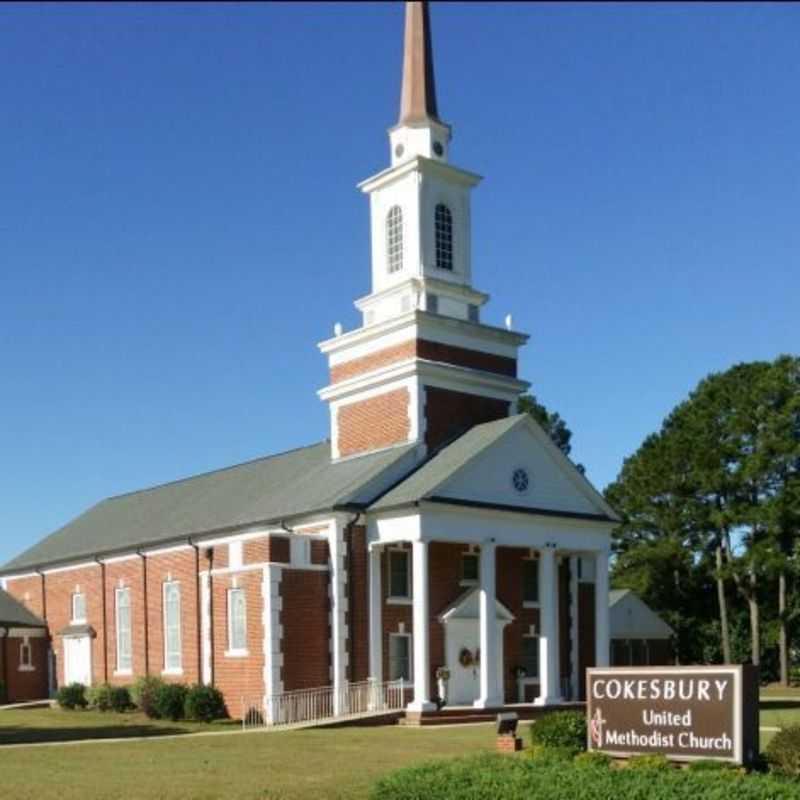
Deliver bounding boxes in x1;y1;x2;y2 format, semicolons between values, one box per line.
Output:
569;555;579;701
474;541;502;708
408;539;435;712
329;523;348;714
535;544;562;706
368;544;383;683
594;550;610;668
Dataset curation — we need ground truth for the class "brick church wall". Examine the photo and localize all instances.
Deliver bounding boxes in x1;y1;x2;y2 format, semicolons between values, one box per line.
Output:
337;388;411;457
424;387;509;451
280;569;330;692
329;339;517;384
211;569;264;714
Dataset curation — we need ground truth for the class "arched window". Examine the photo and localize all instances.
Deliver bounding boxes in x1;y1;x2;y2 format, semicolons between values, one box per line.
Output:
386;206;403;273
435;203;453;271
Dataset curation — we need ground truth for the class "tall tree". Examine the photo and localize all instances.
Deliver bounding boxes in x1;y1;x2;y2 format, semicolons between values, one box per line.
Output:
518;394;573;456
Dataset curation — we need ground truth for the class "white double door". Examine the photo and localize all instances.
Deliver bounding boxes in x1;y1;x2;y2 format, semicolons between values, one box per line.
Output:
444;618;504;706
64;636;92;686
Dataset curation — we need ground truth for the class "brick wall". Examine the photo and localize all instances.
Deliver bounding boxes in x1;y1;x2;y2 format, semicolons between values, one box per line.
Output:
211;569;264;714
330;339;516;384
144;549;200;683
4;576;45;620
105;558;146;683
347;526;370;683
1;635;49;702
424;387;509;451
280;569;330;692
337;387;411;457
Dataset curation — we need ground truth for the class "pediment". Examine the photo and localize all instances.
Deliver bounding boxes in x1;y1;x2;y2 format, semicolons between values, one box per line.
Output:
438;587;514;623
432;416;616;520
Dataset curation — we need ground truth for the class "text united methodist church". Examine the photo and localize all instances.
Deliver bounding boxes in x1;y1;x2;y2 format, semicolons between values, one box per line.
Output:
1;2;621;722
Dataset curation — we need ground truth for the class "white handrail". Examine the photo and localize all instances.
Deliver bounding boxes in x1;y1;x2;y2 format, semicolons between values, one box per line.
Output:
242;678;406;730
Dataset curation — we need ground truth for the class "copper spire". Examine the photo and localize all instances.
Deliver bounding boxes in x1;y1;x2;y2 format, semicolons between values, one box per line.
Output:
398;1;440;125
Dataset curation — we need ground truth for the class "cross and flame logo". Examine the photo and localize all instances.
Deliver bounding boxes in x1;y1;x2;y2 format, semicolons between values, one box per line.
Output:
590;707;606;748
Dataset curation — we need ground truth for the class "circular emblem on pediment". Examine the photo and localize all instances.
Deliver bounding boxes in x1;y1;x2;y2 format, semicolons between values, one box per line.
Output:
511;467;530;494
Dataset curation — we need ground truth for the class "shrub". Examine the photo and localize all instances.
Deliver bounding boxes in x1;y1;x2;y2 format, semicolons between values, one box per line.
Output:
109;685;132;713
87;683;114;711
56;683;87;710
527;744;578;764
766;725;800;778
574;750;612;769
154;682;189;721
529;711;586;753
184;684;227;722
625;754;672;772
131;676;165;718
370;753;800;800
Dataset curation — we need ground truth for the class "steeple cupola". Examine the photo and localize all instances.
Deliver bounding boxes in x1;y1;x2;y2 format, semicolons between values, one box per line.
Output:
319;1;529;461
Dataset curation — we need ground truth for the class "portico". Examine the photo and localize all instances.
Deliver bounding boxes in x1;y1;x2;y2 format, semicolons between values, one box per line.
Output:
363;499;613;712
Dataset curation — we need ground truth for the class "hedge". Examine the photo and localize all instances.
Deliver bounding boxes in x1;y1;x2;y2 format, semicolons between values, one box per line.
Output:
766;725;800;778
56;683;88;710
371;753;800;800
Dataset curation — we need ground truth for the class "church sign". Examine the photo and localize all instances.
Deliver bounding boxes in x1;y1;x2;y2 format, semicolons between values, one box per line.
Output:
586;666;759;764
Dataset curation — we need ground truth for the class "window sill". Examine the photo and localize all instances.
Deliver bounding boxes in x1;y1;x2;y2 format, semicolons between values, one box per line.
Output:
71;619;87;625
114;669;133;677
386;597;412;606
18;665;35;673
224;649;249;659
161;668;184;677
459;580;479;588
522;601;540;609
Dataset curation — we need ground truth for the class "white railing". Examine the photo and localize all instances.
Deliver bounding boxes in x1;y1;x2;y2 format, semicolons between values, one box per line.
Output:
241;678;406;730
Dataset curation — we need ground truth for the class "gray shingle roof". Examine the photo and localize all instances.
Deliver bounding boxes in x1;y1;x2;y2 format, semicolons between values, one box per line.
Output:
1;441;418;574
369;415;524;510
0;588;45;627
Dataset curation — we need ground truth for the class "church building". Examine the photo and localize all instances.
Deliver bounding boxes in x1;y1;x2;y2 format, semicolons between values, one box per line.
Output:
0;2;617;721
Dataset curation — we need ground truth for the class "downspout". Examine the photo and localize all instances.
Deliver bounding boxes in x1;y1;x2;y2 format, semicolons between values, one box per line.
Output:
35;569;47;622
95;557;109;683
137;550;150;676
206;546;215;685
345;513;360;683
1;628;8;701
188;538;203;683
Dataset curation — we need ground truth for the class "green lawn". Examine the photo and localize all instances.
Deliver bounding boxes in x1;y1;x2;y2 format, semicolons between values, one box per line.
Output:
0;723;495;800
1;697;799;799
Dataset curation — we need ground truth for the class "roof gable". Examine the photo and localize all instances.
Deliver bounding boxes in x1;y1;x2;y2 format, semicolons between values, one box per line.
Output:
371;414;617;521
438;587;514;623
609;589;674;639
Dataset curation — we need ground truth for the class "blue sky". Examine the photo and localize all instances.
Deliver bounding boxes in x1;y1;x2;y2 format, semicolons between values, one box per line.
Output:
1;2;798;566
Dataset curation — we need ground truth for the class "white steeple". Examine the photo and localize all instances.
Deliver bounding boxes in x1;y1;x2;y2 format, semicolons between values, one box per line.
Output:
356;0;488;329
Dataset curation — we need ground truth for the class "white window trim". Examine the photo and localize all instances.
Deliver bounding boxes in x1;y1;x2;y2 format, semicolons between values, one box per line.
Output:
520;633;541;684
162;581;183;675
19;638;34;672
115;587;133;676
386;548;411;603
71;592;87;624
388;631;413;682
225;587;248;657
